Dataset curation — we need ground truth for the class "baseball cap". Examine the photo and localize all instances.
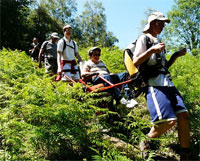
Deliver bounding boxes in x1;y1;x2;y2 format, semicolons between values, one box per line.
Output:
51;32;59;39
88;47;101;55
63;24;72;32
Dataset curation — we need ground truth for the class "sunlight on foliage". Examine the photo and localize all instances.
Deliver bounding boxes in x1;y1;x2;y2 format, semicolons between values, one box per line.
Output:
0;48;199;160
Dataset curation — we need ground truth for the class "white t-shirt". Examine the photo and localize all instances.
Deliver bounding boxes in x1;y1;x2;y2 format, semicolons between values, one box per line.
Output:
133;34;174;87
57;37;78;60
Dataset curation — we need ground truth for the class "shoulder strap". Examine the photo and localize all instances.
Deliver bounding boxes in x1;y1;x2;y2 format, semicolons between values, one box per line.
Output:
143;34;153;50
62;38;66;54
43;41;49;52
72;40;76;54
139;34;153;65
62;39;76;54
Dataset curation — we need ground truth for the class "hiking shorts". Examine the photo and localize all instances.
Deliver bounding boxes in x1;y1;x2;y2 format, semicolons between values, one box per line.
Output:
62;63;80;81
45;58;57;74
146;86;188;124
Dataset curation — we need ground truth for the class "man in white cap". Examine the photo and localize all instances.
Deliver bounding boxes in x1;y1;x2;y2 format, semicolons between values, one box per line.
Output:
39;32;59;76
132;12;190;159
56;24;82;82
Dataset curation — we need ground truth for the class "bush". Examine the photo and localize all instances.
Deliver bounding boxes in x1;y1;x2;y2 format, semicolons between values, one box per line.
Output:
169;54;200;158
0;48;199;160
0;49;110;160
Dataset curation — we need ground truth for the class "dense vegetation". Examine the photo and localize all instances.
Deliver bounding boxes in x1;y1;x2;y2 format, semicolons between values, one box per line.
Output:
0;48;199;160
1;0;199;160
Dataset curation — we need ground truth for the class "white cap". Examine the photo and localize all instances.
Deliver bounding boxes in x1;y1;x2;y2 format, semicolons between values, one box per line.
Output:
88;47;101;56
51;32;59;39
63;24;72;32
143;12;170;33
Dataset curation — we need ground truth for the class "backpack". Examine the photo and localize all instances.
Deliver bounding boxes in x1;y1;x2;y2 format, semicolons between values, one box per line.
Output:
123;35;152;98
61;38;76;55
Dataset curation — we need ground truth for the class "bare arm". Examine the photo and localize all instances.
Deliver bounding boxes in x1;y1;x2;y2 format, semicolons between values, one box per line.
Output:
81;71;91;77
81;64;93;77
57;51;62;74
166;48;187;68
29;49;33;54
38;48;44;68
75;52;83;62
80;62;98;77
133;43;165;66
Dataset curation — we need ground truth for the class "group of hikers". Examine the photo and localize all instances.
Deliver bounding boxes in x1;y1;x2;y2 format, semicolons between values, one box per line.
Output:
28;12;191;160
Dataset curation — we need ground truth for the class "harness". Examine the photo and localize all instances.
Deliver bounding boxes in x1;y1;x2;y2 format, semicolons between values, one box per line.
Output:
61;60;78;74
124;34;171;97
139;36;171;83
61;38;78;74
43;41;51;59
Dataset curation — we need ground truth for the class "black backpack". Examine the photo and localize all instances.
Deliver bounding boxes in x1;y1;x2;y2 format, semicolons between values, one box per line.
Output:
123;35;152;98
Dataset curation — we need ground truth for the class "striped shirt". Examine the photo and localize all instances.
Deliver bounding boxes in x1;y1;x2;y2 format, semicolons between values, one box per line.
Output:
82;60;109;75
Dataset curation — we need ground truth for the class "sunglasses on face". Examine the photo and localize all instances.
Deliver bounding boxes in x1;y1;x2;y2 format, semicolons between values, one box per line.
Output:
93;54;100;57
155;20;165;25
64;28;72;32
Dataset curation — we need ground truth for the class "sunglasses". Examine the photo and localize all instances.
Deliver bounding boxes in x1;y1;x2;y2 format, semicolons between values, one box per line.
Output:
155;20;165;25
64;28;72;32
93;54;100;56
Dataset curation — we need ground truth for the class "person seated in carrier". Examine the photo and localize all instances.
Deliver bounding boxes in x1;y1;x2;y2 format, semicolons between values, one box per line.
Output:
81;47;138;108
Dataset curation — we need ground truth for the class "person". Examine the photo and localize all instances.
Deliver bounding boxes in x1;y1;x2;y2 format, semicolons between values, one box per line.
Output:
29;37;40;61
57;24;82;82
132;12;190;160
81;47;138;109
38;32;59;76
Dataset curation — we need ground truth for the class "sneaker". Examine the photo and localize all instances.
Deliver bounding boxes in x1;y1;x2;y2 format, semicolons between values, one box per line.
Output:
120;97;128;105
126;99;138;108
120;98;138;108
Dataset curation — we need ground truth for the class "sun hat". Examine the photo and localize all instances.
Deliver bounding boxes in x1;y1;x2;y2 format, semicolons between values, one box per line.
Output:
63;24;72;32
88;47;101;56
51;32;59;39
143;12;170;33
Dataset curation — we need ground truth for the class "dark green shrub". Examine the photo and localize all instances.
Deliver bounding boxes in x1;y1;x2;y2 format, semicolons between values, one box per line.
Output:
0;49;110;160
